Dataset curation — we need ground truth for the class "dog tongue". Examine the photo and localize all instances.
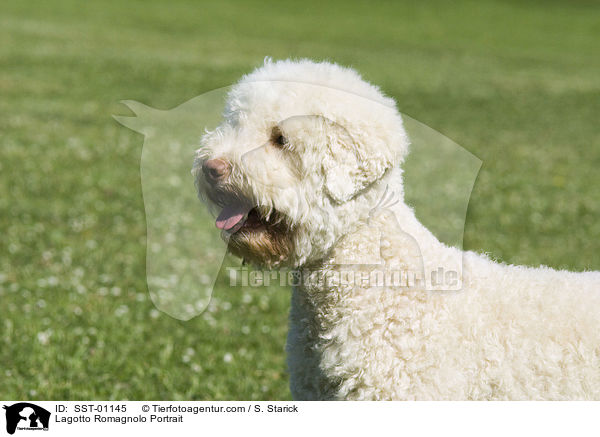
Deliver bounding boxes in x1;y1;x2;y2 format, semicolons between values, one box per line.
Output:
216;203;249;231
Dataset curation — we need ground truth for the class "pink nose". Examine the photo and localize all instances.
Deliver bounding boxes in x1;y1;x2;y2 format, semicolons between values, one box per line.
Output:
202;158;231;183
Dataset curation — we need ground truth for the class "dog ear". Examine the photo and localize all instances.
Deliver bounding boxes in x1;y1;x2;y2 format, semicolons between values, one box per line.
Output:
322;127;392;203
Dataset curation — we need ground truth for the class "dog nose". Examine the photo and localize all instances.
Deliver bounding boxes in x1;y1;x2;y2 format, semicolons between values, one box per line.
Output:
203;158;231;183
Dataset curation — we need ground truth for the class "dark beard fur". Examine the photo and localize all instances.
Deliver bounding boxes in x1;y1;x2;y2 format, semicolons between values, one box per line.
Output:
227;223;294;268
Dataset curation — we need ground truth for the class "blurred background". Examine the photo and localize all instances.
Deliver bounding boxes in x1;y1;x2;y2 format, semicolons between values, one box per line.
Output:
0;0;598;400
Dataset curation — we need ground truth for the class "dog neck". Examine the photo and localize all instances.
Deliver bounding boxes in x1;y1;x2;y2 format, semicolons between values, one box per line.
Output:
299;166;463;293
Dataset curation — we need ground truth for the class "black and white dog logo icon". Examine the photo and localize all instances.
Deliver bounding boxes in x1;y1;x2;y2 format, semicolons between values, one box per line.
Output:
3;403;50;435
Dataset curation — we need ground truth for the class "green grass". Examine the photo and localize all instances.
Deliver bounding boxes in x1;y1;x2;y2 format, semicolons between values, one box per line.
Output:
1;0;599;399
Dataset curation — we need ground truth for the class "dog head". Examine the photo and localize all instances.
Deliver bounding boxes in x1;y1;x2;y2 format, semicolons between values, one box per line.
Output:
193;59;409;268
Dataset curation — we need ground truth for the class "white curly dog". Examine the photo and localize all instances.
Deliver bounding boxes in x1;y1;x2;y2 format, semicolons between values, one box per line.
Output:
194;59;600;400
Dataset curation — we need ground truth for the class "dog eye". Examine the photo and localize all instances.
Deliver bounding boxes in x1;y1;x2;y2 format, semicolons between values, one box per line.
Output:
271;128;287;148
274;134;286;146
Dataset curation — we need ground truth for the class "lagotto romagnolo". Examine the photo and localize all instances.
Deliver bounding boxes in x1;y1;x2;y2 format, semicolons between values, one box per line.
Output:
193;58;600;400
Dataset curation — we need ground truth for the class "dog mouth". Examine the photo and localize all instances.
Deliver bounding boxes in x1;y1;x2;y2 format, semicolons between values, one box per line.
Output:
215;202;252;232
212;194;285;235
216;204;266;234
204;187;293;266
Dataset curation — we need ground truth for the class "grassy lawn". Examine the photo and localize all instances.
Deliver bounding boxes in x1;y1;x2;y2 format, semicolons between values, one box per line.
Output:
0;0;598;400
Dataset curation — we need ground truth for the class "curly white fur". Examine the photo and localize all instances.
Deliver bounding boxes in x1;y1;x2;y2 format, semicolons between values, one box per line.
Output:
195;59;600;400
